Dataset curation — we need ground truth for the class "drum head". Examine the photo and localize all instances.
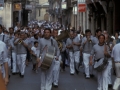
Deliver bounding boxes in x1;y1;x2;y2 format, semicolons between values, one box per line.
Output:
94;58;104;68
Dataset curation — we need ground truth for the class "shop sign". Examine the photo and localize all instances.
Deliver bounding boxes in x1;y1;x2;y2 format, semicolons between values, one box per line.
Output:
78;3;86;12
14;3;22;11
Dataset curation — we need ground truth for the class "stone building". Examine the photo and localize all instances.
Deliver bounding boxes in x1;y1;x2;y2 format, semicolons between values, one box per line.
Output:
48;0;62;22
0;0;13;29
36;0;49;21
86;0;120;35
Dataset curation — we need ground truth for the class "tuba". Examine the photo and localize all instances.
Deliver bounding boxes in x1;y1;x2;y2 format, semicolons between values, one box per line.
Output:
55;30;69;51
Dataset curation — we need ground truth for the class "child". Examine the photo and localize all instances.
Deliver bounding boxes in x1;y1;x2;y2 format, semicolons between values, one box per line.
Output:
31;41;40;73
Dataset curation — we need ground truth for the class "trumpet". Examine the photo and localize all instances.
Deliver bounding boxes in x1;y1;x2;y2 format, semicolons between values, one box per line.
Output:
89;39;92;43
87;36;92;43
18;39;23;44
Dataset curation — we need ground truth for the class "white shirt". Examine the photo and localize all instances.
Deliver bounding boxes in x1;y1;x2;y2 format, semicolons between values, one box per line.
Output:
0;41;8;65
111;43;120;62
14;26;20;32
31;46;37;55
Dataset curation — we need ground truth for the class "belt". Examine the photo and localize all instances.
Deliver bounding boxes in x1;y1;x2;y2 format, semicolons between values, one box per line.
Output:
115;61;120;63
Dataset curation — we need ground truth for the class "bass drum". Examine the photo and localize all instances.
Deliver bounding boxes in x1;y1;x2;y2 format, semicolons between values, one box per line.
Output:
40;46;55;70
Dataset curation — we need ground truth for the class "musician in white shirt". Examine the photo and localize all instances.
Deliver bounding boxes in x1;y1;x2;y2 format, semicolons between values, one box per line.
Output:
0;40;9;85
111;43;120;90
52;29;61;87
90;34;111;90
39;28;60;90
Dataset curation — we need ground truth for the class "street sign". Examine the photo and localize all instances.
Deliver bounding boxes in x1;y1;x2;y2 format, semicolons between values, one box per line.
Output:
78;3;86;12
0;0;4;7
14;3;22;11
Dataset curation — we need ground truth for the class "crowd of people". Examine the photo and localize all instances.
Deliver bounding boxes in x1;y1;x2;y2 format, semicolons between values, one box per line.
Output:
0;20;120;90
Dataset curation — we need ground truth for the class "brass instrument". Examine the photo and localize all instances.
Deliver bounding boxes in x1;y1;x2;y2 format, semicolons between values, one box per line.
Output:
87;36;92;43
55;30;69;51
18;39;23;44
57;41;63;51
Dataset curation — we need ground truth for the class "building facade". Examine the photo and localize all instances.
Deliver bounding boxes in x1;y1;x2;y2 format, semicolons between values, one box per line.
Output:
36;0;49;21
0;1;13;29
86;0;120;35
48;0;62;22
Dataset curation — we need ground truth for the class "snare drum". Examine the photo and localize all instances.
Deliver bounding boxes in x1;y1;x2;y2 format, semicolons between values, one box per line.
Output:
94;58;108;72
40;46;55;70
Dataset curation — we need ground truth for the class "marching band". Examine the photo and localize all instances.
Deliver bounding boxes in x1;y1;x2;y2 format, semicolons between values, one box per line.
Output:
0;20;120;90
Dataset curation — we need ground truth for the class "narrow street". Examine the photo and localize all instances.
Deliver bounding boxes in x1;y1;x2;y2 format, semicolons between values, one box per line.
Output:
7;63;114;90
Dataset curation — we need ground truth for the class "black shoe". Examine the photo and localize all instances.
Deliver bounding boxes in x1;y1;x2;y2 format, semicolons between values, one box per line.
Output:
20;75;24;78
90;74;94;78
9;75;11;78
19;73;21;77
113;70;116;75
85;76;90;79
70;73;74;75
108;84;112;88
16;72;20;74
75;68;79;74
12;73;16;75
54;85;58;88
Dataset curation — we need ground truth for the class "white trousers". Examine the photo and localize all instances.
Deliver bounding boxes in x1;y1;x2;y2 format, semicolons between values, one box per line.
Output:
107;60;112;85
83;53;93;77
69;51;80;74
40;60;54;90
113;63;120;90
97;61;111;90
53;56;61;85
7;58;11;75
17;54;27;75
12;52;17;73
